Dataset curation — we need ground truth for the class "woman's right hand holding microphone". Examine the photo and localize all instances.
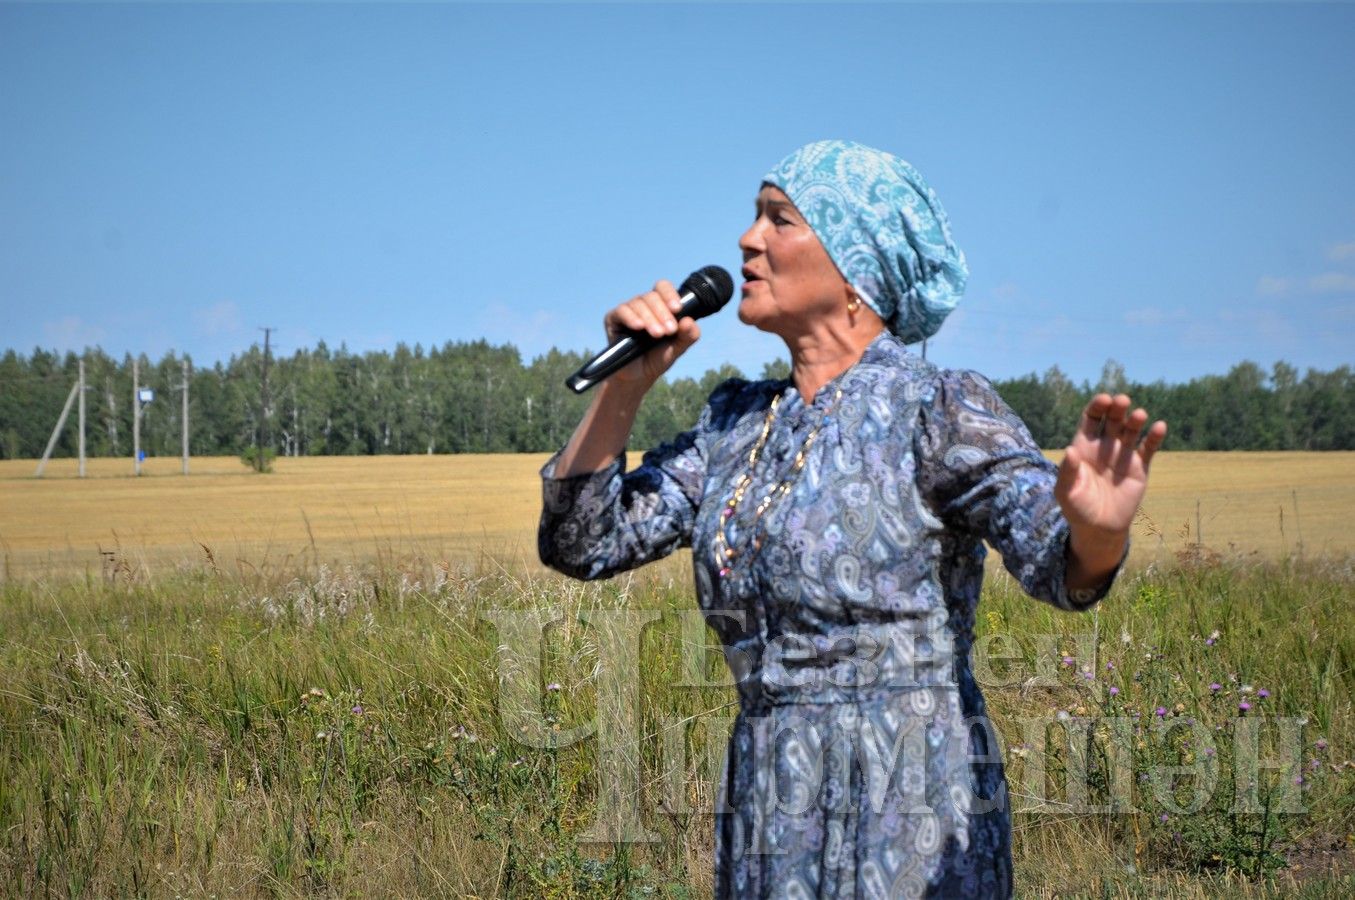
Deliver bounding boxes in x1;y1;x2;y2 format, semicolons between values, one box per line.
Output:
601;280;702;390
552;281;701;477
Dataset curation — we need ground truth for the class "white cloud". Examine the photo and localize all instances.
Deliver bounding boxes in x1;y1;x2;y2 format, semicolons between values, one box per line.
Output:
42;315;105;349
1122;306;1187;327
1308;272;1355;294
1327;240;1355;262
1024;313;1077;345
990;281;1020;302
1255;276;1292;296
1326;301;1355;322
474;301;585;359
194;300;244;337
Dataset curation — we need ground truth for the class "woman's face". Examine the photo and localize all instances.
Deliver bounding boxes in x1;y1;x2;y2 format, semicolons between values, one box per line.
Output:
737;185;850;336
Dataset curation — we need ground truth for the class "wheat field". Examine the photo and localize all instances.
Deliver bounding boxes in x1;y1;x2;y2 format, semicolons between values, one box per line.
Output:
2;452;1353;579
3;453;1354;895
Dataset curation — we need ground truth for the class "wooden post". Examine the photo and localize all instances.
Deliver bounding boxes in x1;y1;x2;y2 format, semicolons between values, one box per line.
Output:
181;358;190;475
78;357;86;478
35;381;80;477
133;357;142;476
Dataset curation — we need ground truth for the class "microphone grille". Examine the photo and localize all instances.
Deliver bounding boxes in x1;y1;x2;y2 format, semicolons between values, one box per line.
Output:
680;265;734;317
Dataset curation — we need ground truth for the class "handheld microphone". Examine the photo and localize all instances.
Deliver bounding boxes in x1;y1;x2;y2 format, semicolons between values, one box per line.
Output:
565;265;734;394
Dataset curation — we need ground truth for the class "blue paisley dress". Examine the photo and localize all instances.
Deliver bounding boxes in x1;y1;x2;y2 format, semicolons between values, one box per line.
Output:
538;332;1114;899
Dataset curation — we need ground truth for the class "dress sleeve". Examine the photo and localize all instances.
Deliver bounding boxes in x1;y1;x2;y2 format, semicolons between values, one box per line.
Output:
537;387;723;582
913;369;1123;611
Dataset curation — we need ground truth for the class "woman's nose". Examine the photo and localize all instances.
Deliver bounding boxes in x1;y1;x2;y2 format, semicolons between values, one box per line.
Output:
738;219;764;254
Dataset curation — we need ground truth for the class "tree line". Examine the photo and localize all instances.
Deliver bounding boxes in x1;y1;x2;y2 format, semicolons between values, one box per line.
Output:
2;343;1352;461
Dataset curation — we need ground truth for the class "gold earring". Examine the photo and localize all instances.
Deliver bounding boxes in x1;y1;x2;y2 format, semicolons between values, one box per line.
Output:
846;293;861;315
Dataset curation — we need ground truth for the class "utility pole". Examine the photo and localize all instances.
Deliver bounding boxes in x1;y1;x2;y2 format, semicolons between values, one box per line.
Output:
34;380;79;477
180;357;190;475
77;357;86;478
133;357;142;476
257;327;274;471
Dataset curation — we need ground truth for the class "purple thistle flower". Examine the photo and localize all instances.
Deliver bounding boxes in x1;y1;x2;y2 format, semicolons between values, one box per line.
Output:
1160;813;1169;822
1204;747;1216;757
351;704;364;716
1155;707;1167;717
1316;738;1329;751
1310;758;1321;771
1239;701;1251;712
1109;686;1120;696
1062;656;1075;666
1209;683;1222;692
1205;638;1215;646
1257;688;1270;699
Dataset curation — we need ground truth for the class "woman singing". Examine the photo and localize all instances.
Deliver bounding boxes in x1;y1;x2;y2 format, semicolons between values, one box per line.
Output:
539;140;1166;898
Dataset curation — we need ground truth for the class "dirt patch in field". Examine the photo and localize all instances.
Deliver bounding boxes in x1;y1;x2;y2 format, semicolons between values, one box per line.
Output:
1282;831;1355;882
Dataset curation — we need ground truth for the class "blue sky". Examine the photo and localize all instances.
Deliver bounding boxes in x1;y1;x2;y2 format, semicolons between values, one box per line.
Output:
2;1;1353;387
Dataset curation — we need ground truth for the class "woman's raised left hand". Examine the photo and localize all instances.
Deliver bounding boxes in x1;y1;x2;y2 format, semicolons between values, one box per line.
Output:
1055;393;1168;585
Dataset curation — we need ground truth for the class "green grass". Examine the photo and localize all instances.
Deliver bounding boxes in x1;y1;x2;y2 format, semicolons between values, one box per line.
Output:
1;549;1353;897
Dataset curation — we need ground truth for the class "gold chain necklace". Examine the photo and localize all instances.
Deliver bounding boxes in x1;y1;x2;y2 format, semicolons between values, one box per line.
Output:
713;385;843;578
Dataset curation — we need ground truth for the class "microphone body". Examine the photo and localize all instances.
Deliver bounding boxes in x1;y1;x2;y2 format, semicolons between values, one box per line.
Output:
566;266;733;394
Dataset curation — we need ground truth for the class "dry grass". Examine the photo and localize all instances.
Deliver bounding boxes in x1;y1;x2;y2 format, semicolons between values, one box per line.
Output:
3;452;1353;579
0;454;555;578
3;452;1354;896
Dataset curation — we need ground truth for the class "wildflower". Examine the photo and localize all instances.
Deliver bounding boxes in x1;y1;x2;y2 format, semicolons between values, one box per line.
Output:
1310;758;1322;771
1155;707;1167;718
1317;738;1329;751
1294;775;1305;786
1239;701;1251;712
546;682;562;692
316;730;328;740
1120;630;1132;645
1205;638;1215;647
1209;683;1222;693
1257;688;1270;699
1160;814;1169;823
1083;671;1094;681
1106;661;1116;670
1209;629;1220;642
351;705;364;716
1241;684;1254;694
1109;686;1120;696
1056;710;1071;723
1204;747;1216;757
1062;656;1075;667
1074;706;1087;716
1174;703;1186;714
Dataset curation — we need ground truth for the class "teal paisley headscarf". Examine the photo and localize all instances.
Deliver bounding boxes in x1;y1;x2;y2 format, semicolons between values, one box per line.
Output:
763;140;967;344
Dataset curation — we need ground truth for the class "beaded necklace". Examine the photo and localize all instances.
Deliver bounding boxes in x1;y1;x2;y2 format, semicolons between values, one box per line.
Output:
713;385;844;578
